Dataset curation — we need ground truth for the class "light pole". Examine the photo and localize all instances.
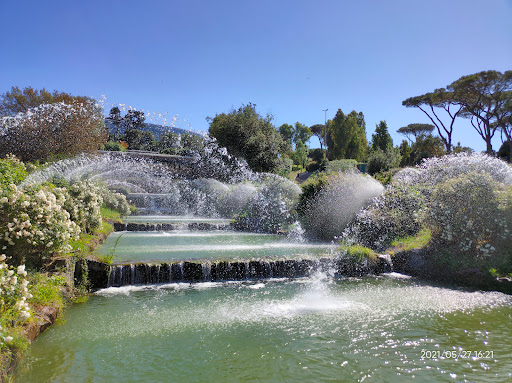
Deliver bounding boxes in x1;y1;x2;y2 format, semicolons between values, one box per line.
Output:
322;109;328;161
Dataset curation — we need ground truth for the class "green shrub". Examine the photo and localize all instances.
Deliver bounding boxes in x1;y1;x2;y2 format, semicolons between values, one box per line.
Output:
102;141;126;152
325;159;358;174
306;162;320;172
297;173;329;218
367;148;401;175
343;185;426;250
0;155;27;190
299;172;384;240
425;172;512;272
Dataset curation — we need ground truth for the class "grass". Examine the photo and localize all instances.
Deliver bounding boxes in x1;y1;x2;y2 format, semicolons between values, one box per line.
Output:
337;244;378;262
27;272;67;308
100;206;122;222
390;228;432;254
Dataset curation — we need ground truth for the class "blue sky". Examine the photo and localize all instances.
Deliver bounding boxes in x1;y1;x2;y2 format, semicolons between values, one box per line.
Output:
1;0;511;152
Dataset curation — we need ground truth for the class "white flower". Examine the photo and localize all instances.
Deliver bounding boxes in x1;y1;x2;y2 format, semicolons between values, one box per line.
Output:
0;254;5;261
4;336;13;343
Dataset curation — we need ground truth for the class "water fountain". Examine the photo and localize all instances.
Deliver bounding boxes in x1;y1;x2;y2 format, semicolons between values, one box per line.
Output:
14;152;512;382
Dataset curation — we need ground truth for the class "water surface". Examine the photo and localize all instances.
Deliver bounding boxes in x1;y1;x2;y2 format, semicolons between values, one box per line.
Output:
16;275;512;382
99;230;335;263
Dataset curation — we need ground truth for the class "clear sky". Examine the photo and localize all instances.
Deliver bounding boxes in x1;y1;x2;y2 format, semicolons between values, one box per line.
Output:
1;0;511;152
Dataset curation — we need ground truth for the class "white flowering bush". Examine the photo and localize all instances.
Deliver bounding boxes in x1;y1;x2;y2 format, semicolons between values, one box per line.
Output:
416;152;512;187
0;184;81;267
62;181;103;233
0;254;31;348
98;187;131;216
426;172;512;268
343;185;426;250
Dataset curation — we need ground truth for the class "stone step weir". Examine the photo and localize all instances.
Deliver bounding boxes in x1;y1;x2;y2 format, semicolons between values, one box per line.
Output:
113;222;233;232
104;256;393;288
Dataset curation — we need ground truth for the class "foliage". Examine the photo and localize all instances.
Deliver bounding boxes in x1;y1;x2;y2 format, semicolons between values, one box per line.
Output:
371;121;393;151
415;152;512;187
337;245;377;262
298;172;384;240
0;184;81;268
367;147;401;175
327;109;368;162
0;256;31;349
399;140;413;167
278;123;294;152
372;169;396;185
402;88;462;153
343;185;425;250
0;86;92;117
0;101;107;162
447;70;512;154
0;176;131;268
308;148;324;162
497;140;511;162
296;173;329;218
324;159;358;174
291;140;308;168
125;129;155;151
158;131;181;154
293;122;312;145
180;132;205;155
27;272;66;307
0;155;27;190
425;172;512;265
310;124;326;154
102;141;126;152
123;110;145;131
232;176;300;233
397;123;435;142
208;103;286;173
390;227;432;253
306;162;320;172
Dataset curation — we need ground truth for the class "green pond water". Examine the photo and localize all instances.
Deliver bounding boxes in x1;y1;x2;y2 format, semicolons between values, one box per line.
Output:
15;275;512;382
99;231;336;263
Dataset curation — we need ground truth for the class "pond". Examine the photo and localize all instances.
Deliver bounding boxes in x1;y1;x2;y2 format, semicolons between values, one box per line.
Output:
15;275;512;382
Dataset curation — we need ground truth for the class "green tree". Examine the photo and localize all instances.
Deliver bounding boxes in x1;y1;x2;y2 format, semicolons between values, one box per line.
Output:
292;140;308;169
125;129;155;150
448;70;512;154
310;124;326;155
397;123;435;143
278;123;294;152
402;88;463;153
108;107;123;140
371;121;393;151
124;110;145;131
208;103;285;173
399;140;414;167
293;122;312;146
181;132;204;155
326;109;368;162
158;131;181;154
0;86;92;116
411;133;446;164
0;87;107;162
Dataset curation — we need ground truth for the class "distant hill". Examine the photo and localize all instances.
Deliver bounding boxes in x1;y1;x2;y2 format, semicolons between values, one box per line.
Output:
105;118;202;140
